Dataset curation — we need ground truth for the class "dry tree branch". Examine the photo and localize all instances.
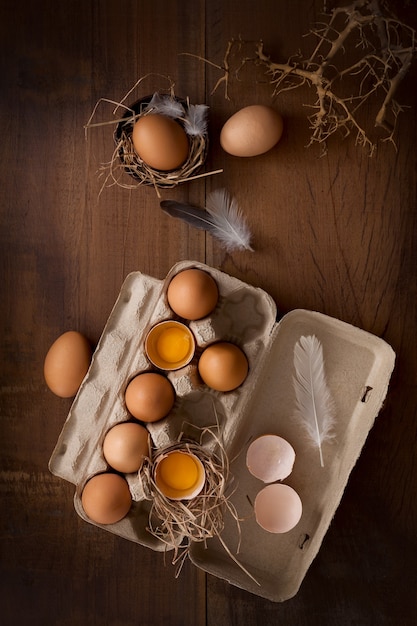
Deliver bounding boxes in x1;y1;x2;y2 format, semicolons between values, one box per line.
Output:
258;0;416;153
181;37;255;100
203;1;416;154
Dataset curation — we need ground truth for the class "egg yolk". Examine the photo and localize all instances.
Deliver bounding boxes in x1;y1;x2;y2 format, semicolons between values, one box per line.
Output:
156;327;191;363
158;452;199;491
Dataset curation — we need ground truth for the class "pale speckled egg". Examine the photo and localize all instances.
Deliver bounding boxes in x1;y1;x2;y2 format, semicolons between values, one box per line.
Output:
132;113;189;171
167;268;219;320
44;331;92;398
103;422;150;474
124;372;175;423
254;483;302;534
81;473;132;525
246;435;295;483
198;342;248;392
220;104;284;157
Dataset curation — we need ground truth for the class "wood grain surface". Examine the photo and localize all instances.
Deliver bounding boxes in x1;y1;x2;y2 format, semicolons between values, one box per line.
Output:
1;1;416;624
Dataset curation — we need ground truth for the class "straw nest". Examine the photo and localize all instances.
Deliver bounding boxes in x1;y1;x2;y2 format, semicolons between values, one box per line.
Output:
85;81;222;196
114;97;209;190
139;422;258;583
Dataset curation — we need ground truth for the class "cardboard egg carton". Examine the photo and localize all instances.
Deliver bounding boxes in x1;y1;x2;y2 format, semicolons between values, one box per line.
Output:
49;260;395;600
49;260;277;547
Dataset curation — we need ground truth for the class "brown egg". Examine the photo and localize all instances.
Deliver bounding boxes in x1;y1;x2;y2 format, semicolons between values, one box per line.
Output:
198;342;248;392
44;331;92;398
132;113;189;171
81;473;132;525
125;372;175;423
103;422;150;474
167;268;219;320
220;104;284;157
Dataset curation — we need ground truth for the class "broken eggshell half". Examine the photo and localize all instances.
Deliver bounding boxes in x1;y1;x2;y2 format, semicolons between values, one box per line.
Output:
254;483;302;534
246;434;295;483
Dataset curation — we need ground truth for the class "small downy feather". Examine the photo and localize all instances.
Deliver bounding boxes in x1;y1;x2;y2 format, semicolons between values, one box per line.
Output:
293;335;336;467
183;104;209;136
145;92;185;119
160;189;253;252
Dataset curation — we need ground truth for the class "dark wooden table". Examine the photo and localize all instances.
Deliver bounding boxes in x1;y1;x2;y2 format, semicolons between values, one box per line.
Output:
1;1;416;624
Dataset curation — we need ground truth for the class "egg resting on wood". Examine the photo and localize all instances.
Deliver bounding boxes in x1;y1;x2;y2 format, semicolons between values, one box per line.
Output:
44;331;92;398
220;104;283;157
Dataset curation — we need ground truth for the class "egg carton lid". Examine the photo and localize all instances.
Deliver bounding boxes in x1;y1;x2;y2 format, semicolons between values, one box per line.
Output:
189;307;395;601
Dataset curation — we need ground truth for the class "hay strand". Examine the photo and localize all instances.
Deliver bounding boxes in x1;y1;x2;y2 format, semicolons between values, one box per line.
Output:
139;413;259;585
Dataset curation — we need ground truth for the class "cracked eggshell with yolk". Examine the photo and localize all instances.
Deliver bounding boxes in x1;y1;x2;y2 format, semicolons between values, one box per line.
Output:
154;450;206;500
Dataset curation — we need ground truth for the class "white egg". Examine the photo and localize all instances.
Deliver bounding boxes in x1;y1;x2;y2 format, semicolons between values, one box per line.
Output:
246;434;295;483
254;484;302;534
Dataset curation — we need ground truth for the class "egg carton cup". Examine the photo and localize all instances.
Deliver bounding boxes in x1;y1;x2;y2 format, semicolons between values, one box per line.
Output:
49;260;395;599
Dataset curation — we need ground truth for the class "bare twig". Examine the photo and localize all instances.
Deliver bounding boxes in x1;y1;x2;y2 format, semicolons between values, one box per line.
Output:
203;1;416;154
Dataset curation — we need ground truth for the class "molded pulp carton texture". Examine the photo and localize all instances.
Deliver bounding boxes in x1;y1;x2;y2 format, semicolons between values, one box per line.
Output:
49;260;395;601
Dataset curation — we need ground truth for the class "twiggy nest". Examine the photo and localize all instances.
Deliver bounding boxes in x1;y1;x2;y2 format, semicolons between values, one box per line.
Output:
85;78;223;197
114;96;209;191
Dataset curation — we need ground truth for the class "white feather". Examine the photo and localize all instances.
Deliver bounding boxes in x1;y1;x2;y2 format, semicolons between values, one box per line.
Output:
145;92;185;118
184;103;209;136
205;189;253;252
293;335;336;467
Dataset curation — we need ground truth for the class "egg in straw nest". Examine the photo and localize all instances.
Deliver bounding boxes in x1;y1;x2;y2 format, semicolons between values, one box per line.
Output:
139;419;259;584
85;77;222;197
